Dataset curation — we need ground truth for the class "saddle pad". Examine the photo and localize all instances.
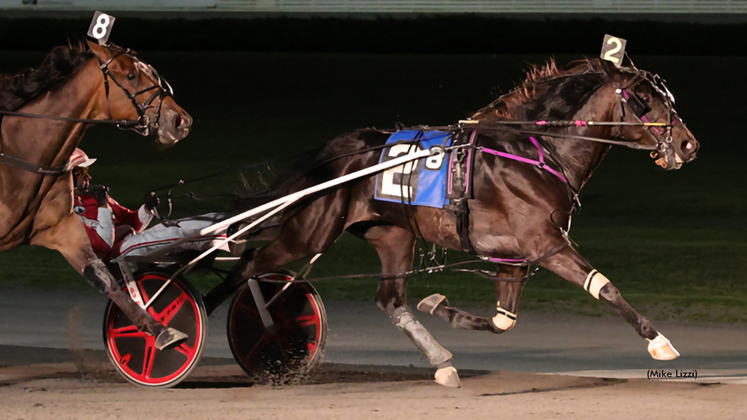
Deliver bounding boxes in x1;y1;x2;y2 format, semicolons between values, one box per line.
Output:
374;130;452;208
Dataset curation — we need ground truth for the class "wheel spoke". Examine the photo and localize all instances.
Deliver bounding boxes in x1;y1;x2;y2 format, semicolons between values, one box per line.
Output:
153;291;188;326
175;342;194;358
287;314;318;328
240;332;271;365
142;340;157;380
109;325;148;339
235;301;263;324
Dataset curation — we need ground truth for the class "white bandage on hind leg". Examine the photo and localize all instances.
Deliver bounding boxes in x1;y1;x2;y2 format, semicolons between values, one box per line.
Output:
492;306;517;331
393;307;453;366
583;269;610;299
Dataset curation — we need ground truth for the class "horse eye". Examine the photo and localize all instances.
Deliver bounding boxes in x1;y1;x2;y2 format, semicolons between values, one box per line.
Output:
642;95;651;103
127;73;136;80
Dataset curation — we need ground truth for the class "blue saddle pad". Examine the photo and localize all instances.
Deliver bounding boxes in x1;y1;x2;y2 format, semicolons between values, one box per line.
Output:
374;130;452;208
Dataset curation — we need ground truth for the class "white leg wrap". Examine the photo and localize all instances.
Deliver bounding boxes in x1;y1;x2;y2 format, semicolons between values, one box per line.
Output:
647;333;680;360
583;269;610;299
491;306;517;331
393;307;453;366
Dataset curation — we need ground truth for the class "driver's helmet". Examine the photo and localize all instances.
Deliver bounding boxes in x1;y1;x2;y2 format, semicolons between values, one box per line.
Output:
69;148;96;168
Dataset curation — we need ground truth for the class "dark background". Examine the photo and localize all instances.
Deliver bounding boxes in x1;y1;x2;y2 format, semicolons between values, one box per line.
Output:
1;14;745;318
3;14;747;55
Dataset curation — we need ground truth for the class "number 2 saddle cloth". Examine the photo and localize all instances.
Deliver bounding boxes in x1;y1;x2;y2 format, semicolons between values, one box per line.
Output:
373;129;474;210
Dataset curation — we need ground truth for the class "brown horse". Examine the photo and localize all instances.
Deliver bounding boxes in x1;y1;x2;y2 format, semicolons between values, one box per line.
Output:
0;41;192;348
205;58;698;387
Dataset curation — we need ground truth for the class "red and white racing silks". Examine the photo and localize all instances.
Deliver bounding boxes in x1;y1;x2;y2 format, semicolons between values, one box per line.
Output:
75;193;230;261
74;193;154;260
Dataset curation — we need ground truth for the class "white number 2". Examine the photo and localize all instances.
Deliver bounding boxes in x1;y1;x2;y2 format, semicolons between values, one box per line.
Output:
380;144;420;199
600;34;627;68
603;37;623;64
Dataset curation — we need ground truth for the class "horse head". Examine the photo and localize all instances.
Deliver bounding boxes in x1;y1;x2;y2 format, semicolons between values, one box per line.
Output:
87;41;192;146
601;60;699;170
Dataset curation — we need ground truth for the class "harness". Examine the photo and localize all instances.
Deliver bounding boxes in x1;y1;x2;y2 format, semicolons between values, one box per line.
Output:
0;45;173;176
441;127;574;269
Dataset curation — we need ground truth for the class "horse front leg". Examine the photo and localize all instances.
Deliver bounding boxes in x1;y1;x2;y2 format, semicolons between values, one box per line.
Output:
30;214;185;350
417;265;527;334
540;245;679;360
365;225;460;388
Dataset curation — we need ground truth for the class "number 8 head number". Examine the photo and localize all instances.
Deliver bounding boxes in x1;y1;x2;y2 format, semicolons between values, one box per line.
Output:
87;11;115;45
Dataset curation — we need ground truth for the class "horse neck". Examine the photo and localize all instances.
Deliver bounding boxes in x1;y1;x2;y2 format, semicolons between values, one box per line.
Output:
5;59;104;169
539;84;618;191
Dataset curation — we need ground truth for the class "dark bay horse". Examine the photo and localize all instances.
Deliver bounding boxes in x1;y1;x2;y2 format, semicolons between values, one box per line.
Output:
0;41;193;348
210;58;698;387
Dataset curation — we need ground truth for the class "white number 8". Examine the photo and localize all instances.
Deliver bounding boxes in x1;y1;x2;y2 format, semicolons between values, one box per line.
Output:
424;148;444;170
92;14;110;40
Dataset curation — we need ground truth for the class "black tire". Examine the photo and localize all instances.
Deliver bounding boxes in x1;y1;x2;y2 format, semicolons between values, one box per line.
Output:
102;271;208;388
226;271;327;382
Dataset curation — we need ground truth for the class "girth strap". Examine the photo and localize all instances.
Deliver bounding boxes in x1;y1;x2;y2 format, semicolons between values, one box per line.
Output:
455;201;474;254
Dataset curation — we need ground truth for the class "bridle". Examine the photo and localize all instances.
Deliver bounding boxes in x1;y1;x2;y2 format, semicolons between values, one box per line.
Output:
0;44;173;175
97;45;174;137
615;69;679;160
455;68;681;158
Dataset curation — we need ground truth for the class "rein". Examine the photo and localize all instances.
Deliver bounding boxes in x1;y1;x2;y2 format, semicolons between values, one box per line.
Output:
456;120;663;150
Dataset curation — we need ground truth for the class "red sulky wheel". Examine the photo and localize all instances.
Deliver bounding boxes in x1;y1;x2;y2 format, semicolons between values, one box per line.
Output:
227;271;327;382
103;271;207;388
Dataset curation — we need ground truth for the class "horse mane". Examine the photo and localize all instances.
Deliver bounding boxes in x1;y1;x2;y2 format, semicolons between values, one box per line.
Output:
472;58;610;121
0;41;93;112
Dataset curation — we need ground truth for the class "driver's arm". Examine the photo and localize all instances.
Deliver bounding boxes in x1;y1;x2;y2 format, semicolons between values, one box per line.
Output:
107;196;154;234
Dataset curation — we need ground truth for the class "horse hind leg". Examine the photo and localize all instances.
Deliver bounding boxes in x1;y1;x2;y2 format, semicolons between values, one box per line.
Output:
365;225;460;388
417;265;527;334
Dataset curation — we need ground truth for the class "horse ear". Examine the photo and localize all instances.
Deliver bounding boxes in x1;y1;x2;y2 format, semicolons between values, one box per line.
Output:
86;40;110;61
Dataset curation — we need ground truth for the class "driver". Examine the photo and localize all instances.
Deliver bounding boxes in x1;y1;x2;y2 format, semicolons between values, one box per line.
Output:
71;148;230;262
71;148;157;260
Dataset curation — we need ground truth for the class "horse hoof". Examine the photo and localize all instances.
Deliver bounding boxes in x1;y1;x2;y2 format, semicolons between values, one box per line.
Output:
417;294;448;315
434;366;461;388
648;334;680;360
155;327;189;350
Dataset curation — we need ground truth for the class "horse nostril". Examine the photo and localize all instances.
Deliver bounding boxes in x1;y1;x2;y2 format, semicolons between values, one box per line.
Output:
682;140;698;155
681;140;699;161
174;115;184;129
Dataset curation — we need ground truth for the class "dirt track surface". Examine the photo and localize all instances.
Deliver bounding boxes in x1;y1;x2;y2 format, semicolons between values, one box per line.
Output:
1;362;745;420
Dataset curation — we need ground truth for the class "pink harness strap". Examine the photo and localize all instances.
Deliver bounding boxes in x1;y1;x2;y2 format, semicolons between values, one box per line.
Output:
480;137;568;184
